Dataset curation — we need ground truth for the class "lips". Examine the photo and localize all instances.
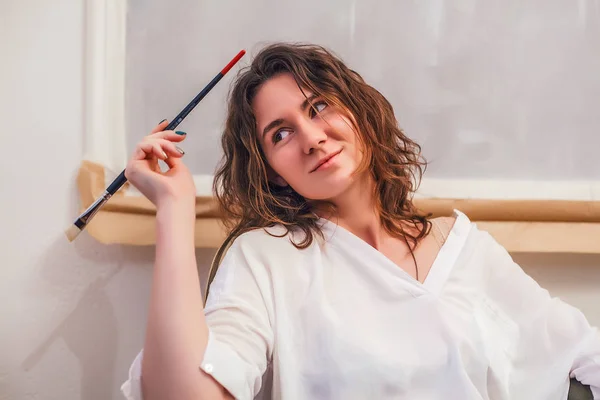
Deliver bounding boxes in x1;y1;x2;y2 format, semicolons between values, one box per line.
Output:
311;149;342;172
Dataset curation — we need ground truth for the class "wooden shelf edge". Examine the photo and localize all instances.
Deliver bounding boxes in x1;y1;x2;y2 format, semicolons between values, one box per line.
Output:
83;211;228;249
80;211;600;253
476;221;600;254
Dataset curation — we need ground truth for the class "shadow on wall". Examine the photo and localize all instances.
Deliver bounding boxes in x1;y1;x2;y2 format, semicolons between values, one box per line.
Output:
196;247;219;291
17;164;217;399
21;230;154;400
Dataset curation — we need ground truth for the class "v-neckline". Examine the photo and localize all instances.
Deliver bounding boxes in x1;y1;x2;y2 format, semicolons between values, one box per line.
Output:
317;210;470;295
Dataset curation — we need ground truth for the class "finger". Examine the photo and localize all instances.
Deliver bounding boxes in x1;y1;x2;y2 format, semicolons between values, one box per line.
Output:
151;119;169;134
156;139;185;169
160;145;186;172
133;140;167;161
129;147;160;174
161;140;186;159
151;142;170;160
149;129;188;143
138;138;185;159
151;138;185;158
133;142;151;161
163;153;182;169
149;138;185;169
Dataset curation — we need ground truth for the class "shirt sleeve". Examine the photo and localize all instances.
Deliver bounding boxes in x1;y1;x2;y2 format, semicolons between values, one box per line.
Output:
200;240;274;399
120;349;144;400
120;239;274;400
480;231;600;398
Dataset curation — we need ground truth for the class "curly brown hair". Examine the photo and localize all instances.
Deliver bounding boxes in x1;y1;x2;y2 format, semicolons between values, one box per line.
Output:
212;42;430;259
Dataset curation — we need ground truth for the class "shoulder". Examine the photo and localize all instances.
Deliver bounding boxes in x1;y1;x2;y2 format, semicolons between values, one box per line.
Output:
218;224;314;266
429;215;458;242
206;226;299;298
445;210;511;261
231;225;304;250
429;210;501;251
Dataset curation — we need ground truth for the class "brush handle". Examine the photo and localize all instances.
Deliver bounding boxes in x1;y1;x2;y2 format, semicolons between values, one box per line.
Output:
106;171;127;195
69;50;245;236
105;73;225;197
164;73;224;132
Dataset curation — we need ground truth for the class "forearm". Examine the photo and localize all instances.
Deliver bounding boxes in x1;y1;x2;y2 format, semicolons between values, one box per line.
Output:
141;202;226;400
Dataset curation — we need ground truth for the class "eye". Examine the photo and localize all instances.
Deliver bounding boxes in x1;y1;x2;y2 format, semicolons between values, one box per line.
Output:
309;101;328;118
273;128;292;144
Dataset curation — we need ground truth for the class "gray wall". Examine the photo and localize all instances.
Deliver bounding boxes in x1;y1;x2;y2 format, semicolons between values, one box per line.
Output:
126;0;600;180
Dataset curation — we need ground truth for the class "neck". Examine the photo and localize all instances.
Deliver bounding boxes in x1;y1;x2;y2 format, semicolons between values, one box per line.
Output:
316;175;387;249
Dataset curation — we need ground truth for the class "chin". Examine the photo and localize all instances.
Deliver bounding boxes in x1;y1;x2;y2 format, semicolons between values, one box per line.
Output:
302;173;357;201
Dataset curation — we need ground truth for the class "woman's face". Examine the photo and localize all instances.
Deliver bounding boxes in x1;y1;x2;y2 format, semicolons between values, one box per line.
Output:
253;73;364;201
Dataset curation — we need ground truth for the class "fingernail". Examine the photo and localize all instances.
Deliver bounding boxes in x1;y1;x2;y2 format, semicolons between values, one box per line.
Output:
162;151;168;159
158;119;167;124
175;131;187;135
176;146;185;155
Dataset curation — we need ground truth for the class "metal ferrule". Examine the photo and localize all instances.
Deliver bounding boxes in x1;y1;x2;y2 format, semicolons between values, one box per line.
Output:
76;191;112;226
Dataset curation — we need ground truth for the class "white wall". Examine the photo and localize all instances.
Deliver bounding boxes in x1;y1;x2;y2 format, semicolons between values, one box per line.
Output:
0;1;598;399
0;1;216;398
514;253;600;328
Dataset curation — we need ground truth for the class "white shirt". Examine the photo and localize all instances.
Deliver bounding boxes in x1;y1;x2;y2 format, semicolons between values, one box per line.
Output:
121;210;600;399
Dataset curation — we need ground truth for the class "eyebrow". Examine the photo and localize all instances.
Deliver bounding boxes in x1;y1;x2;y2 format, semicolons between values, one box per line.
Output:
261;93;320;140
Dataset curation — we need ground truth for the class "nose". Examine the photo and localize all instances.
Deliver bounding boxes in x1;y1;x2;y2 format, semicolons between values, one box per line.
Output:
299;120;327;155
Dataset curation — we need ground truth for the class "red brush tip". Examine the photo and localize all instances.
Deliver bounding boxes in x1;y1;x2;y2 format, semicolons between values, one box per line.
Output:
220;50;246;75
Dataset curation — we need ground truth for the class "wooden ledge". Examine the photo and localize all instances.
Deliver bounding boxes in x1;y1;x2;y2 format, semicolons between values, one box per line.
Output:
76;161;600;252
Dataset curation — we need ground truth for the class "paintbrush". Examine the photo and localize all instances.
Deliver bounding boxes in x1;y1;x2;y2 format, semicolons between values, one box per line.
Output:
65;50;246;242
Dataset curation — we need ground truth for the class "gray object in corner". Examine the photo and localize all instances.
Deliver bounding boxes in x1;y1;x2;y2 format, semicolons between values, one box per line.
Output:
568;378;593;400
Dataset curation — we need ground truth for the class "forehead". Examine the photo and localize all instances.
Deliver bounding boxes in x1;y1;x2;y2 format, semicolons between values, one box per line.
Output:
253;74;312;121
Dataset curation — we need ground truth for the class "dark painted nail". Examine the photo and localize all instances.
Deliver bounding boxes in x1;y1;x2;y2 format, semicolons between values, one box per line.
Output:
175;131;187;135
158;119;167;124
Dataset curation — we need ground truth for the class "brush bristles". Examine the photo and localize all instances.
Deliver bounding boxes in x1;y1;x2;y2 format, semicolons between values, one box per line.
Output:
64;224;82;242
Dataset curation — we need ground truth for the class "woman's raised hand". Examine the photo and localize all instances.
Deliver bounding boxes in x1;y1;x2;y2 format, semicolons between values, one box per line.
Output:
125;120;196;209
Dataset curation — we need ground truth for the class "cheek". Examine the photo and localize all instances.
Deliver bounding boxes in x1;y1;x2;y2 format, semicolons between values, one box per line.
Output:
330;114;358;141
268;148;302;182
331;116;363;155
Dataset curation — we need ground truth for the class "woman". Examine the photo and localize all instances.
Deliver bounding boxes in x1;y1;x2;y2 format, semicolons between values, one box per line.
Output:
121;43;599;399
